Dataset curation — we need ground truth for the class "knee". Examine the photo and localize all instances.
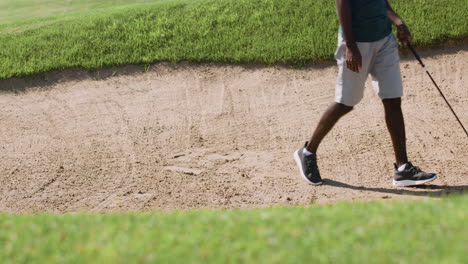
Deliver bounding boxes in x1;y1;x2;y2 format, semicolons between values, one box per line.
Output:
383;97;401;110
333;102;354;115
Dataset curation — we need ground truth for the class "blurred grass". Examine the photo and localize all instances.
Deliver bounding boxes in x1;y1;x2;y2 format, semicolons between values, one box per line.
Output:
0;0;467;79
0;195;466;263
0;0;159;24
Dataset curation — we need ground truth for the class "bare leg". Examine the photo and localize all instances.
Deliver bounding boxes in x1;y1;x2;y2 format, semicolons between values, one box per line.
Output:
306;102;353;153
382;97;408;167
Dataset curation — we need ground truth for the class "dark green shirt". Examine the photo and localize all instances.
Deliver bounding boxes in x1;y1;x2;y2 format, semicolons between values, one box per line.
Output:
339;0;392;42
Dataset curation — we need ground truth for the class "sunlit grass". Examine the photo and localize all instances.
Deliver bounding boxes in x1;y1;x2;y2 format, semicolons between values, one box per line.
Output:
0;0;466;79
1;195;466;263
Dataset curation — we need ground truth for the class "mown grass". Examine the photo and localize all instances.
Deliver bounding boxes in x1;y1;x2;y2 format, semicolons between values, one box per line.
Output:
1;195;466;263
0;0;159;25
0;0;467;79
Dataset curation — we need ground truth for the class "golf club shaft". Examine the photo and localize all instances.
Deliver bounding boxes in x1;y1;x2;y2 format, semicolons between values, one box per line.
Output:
407;43;468;137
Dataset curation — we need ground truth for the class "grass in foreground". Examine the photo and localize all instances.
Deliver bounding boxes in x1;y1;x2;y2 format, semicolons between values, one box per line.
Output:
0;195;466;263
0;0;467;79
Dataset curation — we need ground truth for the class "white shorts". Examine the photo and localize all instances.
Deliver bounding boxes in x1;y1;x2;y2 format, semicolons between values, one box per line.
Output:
334;33;403;106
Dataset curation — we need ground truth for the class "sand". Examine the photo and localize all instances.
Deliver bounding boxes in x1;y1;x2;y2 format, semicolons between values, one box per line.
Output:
0;45;467;213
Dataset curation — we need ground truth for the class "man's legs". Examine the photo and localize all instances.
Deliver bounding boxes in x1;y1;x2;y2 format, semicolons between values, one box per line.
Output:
382;97;437;186
296;31;436;186
295;33;367;185
293;102;353;185
294;33;366;185
382;97;408;167
306;97;408;163
306;102;353;153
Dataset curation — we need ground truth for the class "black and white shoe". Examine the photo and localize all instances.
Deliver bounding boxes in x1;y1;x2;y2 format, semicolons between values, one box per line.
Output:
293;142;322;185
393;162;437;187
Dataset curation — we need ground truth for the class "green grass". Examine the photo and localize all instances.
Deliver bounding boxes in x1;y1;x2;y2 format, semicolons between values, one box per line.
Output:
1;195;466;263
0;0;160;25
0;0;467;79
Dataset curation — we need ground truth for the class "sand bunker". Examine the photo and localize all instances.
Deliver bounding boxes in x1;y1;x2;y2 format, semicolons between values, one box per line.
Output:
0;46;467;213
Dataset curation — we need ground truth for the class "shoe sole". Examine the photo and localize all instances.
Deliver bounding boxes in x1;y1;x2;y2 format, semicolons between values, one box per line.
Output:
293;150;322;185
393;175;437;187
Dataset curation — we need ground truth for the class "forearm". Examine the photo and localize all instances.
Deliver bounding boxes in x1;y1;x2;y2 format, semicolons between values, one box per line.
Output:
336;0;356;46
385;0;404;26
386;0;412;46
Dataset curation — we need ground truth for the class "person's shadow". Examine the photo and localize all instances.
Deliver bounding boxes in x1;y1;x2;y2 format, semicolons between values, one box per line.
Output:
324;179;467;197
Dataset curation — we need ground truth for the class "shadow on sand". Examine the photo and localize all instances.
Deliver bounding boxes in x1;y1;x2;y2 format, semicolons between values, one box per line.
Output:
324;179;467;198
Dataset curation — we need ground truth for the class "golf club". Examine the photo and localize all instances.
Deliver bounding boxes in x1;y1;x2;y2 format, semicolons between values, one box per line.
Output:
407;43;468;137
